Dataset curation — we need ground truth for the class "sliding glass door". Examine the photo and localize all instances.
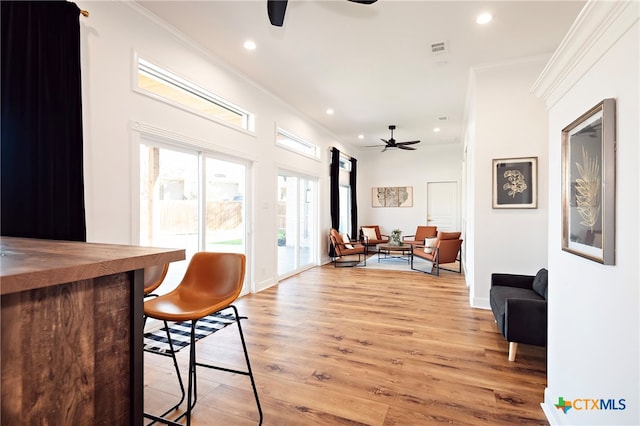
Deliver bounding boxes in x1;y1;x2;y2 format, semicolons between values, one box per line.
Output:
277;172;317;277
140;139;248;292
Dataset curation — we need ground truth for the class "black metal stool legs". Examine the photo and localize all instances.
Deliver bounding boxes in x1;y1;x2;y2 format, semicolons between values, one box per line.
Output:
229;305;263;425
164;307;263;425
143;319;186;426
143;317;185;426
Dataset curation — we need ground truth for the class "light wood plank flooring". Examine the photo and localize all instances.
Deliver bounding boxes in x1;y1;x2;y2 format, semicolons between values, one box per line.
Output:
144;264;547;425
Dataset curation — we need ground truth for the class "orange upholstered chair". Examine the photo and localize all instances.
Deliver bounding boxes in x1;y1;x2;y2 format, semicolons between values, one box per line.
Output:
144;252;262;425
359;225;389;254
402;226;438;246
411;231;462;276
329;228;366;266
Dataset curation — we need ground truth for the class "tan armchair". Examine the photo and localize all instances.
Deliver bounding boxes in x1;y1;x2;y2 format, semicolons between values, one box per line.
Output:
329;228;366;267
411;231;462;276
402;226;438;246
359;225;389;254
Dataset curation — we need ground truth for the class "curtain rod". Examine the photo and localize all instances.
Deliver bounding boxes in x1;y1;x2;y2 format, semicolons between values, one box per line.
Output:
329;146;355;161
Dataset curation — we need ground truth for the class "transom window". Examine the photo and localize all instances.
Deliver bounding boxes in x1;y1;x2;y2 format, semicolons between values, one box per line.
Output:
136;57;254;131
276;128;319;159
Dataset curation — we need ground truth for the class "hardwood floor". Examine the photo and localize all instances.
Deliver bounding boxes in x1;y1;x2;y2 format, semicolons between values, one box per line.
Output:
144;265;547;425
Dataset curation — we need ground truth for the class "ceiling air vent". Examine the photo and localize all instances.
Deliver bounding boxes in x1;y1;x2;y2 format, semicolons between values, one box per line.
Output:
430;41;449;56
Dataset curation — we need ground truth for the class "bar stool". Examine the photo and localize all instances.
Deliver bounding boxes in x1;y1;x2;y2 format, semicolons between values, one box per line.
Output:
144;252;262;425
144;263;169;297
143;263;186;424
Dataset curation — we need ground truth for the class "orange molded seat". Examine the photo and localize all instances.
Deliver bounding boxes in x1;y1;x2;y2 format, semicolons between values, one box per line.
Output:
143;263;169;296
144;252;262;425
145;253;245;322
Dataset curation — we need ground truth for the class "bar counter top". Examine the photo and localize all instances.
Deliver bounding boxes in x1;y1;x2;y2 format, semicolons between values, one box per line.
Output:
1;236;185;425
0;236;185;295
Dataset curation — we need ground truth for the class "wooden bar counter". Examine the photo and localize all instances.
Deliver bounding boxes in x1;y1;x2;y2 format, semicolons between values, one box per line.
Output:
0;237;185;425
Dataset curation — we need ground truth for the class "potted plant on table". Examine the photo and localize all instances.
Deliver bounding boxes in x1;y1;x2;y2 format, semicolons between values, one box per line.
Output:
390;228;402;245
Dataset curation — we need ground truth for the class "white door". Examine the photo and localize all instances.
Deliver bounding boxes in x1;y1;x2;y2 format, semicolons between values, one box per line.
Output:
427;181;459;231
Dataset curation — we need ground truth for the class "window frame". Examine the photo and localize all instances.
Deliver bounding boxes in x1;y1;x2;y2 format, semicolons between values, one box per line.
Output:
275;127;320;160
134;54;255;134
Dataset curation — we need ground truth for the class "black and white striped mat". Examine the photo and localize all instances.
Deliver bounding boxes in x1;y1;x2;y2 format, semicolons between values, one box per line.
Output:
143;312;236;354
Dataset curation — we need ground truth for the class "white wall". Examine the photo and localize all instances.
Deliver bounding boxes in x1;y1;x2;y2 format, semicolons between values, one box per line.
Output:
356;143;462;237
464;58;550;309
77;1;344;292
533;2;639;424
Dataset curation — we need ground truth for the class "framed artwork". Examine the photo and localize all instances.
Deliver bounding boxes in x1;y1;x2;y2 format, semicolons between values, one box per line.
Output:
561;98;616;265
372;186;413;207
492;157;538;209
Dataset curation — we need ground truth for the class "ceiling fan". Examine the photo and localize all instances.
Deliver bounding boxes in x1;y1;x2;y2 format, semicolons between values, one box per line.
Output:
366;125;421;152
268;0;378;27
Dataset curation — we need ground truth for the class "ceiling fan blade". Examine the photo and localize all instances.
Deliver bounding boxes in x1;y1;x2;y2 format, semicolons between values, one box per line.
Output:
380;138;389;144
268;0;288;27
364;144;385;147
348;0;378;4
397;140;420;146
398;145;417;150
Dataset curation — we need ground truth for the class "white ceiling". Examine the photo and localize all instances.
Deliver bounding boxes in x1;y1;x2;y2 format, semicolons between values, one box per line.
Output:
136;0;586;151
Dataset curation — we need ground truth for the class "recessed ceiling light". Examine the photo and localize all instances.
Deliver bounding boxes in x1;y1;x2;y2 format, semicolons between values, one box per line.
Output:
476;13;492;25
326;108;334;115
433;127;441;133
358;134;364;140
243;40;257;50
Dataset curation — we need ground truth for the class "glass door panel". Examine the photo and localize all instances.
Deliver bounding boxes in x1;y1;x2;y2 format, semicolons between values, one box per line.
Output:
204;157;246;254
299;178;314;266
140;143;199;291
277;173;317;277
140;141;248;293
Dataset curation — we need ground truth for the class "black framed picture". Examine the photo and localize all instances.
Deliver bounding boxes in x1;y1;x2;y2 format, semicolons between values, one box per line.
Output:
492;157;538;209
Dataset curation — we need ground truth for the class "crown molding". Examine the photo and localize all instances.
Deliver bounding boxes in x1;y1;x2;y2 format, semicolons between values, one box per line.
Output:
531;0;639;108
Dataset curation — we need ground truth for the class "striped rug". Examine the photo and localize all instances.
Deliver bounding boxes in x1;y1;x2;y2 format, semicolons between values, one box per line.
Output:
143;311;237;354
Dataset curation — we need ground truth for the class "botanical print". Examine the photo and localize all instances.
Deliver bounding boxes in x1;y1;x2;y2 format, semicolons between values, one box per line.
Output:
567;115;603;249
574;146;600;230
493;157;536;208
561;98;615;265
502;169;528;198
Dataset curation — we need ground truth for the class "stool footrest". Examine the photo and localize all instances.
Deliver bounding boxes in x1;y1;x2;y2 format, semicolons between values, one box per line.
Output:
194;362;251;376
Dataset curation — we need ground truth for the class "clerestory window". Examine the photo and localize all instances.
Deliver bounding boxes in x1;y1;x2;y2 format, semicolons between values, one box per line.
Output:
275;128;320;159
136;57;254;131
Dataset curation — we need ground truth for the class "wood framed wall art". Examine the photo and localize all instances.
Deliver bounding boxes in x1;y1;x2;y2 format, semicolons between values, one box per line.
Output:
561;98;616;264
372;186;413;207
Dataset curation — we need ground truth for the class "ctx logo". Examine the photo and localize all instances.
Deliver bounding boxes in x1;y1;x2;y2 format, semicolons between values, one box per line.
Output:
555;396;627;414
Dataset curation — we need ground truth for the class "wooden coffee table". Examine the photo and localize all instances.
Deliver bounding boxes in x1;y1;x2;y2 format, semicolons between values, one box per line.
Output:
377;244;413;263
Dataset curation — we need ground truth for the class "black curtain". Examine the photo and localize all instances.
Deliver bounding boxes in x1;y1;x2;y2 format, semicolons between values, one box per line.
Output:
329;147;340;230
349;157;358;239
1;1;87;241
329;147;340;257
